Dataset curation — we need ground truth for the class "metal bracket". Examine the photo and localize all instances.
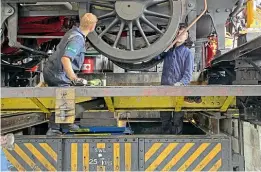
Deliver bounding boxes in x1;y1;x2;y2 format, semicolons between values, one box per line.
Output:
220;96;235;112
1;3;14;26
29;98;51;114
104;97;115;112
6;3;17;47
55;88;75;124
175;96;184;112
1;3;14;29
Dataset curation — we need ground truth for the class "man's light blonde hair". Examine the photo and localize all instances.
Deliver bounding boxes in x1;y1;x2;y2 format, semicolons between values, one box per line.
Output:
80;13;98;28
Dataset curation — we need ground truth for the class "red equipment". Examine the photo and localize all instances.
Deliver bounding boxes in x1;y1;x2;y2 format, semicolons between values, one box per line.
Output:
81;57;95;73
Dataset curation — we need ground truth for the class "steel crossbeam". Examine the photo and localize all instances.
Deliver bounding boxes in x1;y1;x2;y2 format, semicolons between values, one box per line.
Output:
1;85;261;98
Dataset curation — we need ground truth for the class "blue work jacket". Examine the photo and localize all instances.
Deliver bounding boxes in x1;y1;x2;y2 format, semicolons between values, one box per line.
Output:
159;44;194;86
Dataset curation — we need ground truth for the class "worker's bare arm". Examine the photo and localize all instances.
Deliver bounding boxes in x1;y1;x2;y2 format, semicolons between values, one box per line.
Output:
61;56;77;80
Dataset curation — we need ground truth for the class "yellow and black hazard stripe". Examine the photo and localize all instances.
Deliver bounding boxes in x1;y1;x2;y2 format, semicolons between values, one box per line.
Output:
3;142;59;171
67;141;137;171
144;142;222;171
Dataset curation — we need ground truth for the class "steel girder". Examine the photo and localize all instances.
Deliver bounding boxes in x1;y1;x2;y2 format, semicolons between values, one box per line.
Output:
1;86;261;98
211;35;261;66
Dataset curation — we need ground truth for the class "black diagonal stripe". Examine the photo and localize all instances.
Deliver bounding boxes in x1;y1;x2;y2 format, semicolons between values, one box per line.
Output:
144;142;167;168
62;140;72;171
156;142;186;171
20;143;47;170
171;142;204;171
202;151;222;171
120;142;125;171
186;142;218;171
77;143;83;171
7;147;30;171
34;143;58;170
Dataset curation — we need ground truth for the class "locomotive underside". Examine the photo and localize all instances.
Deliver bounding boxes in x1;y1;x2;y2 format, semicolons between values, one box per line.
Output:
1;0;247;84
1;0;186;71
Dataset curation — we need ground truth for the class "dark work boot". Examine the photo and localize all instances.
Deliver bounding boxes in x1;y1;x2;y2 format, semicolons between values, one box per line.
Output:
172;112;184;135
46;128;62;136
47;113;62;136
160;111;173;134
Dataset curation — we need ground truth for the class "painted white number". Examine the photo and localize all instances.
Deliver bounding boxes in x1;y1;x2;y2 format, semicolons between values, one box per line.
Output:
89;159;98;164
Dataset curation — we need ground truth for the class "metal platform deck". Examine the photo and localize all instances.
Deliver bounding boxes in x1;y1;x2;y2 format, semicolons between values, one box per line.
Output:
1;85;261;97
1;85;260;114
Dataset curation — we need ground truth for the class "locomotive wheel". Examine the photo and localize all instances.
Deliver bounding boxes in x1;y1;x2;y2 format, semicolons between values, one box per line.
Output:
112;58;164;71
87;0;182;63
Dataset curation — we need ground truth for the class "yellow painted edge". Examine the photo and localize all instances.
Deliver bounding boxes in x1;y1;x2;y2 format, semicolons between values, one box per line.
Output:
220;96;234;112
97;143;106;149
113;143;120;171
175;97;185;112
28;98;50;114
83;143;89;172
104;97;115;112
71;143;78;171
125;143;131;171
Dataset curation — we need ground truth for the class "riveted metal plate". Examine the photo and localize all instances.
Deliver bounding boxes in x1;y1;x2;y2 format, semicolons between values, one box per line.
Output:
63;138;139;171
140;136;231;171
3;138;62;171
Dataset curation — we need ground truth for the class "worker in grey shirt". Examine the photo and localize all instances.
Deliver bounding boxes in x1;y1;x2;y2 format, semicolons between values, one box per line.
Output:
157;24;194;134
43;13;98;136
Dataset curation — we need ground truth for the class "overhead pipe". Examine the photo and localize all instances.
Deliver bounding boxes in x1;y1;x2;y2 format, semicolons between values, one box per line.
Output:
165;0;208;52
229;0;245;17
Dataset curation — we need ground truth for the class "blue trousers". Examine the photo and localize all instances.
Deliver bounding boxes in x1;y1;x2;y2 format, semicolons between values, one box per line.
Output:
1;147;12;171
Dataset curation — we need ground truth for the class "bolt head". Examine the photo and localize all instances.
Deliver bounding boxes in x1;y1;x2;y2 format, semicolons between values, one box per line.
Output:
225;8;231;12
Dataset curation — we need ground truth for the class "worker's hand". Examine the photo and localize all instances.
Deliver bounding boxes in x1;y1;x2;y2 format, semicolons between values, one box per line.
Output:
174;82;184;86
0;134;15;150
88;79;102;86
0;135;7;146
71;78;88;86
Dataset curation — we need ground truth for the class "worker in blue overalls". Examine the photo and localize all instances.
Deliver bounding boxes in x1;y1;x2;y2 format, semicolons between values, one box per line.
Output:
158;24;194;134
43;13;98;136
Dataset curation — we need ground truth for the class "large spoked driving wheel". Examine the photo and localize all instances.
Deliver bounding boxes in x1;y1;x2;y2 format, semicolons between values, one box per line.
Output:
87;0;182;64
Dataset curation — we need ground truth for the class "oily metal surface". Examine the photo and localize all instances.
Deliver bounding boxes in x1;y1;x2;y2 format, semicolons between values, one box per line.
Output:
87;0;181;63
1;113;47;134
